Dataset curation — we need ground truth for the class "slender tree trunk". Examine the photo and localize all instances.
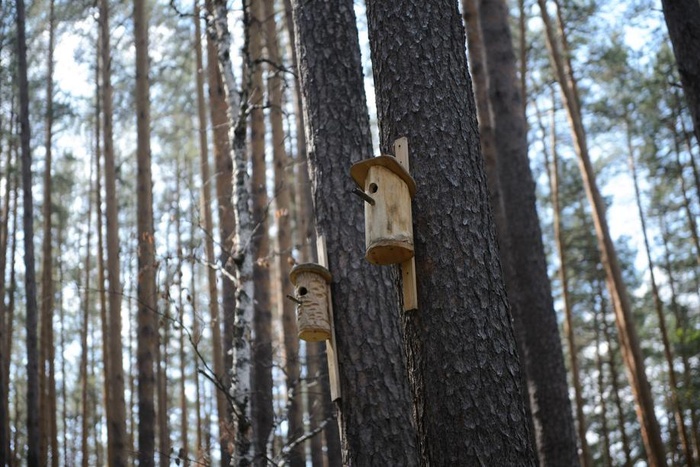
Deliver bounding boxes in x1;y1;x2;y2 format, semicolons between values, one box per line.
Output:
479;1;578;464
16;0;41;462
203;2;236;459
157;282;170;467
210;1;256;463
99;0;129;462
365;1;536;463
134;0;157;464
262;1;303;464
175;155;189;466
541;97;590;467
292;1;419;464
661;0;700;146
249;1;274;462
593;302;614;467
537;2;666;463
627;122;693;465
39;2;57;464
670;123;700;266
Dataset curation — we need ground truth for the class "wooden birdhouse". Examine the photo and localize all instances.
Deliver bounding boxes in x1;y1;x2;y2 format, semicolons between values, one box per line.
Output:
350;153;416;265
289;263;333;342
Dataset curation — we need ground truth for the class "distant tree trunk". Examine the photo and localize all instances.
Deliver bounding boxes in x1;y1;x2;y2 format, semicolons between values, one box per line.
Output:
537;2;666;463
16;0;41;463
210;0;256;463
669;123;700;266
157;281;170;467
661;0;700;146
262;1;303;464
292;0;419;464
249;1;274;462
541;96;590;467
479;1;579;464
365;1;536;463
627;122;692;465
593;304;613;467
203;2;235;459
99;0;129;462
176;155;189;465
134;0;157;464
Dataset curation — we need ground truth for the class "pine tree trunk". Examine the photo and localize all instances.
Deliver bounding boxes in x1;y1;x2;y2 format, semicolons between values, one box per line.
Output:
292;0;419;464
157;285;170;467
627;123;692;465
249;1;274;462
80;155;94;467
479;1;579;464
176;154;189;465
670;124;700;266
99;0;129;462
661;0;700;146
593;304;613;467
262;1;303;464
537;2;666;463
364;0;535;463
203;2;236;459
16;0;42;462
134;0;157;463
542;97;591;467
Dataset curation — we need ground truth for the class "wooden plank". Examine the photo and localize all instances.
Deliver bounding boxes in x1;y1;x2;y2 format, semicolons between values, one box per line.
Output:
393;137;419;312
317;235;341;401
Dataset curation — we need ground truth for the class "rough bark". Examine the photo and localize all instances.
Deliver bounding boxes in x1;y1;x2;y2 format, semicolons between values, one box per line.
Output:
16;0;41;462
134;0;157;463
540;98;590;467
537;2;666;464
99;0;129;462
365;1;536;464
479;1;579;464
262;1;303;464
203;2;236;459
661;0;700;147
292;0;419;465
249;1;274;462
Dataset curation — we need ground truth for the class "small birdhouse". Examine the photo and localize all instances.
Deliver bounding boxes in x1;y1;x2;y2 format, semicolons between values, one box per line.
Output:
289;263;333;342
350;155;416;265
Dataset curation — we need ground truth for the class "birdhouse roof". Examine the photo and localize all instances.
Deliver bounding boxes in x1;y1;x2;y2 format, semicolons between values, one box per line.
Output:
350;155;416;198
290;263;333;285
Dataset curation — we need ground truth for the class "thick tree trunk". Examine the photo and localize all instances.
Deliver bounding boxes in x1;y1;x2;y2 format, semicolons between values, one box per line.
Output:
16;0;42;462
661;0;700;146
134;0;157;464
249;1;274;462
479;1;579;464
203;2;236;459
262;1;303;464
541;98;590;467
99;0;129;462
537;2;666;464
364;1;535;464
292;1;419;465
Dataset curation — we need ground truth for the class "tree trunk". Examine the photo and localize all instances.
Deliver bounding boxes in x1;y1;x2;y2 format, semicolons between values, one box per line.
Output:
210;1;256;463
39;3;57;464
593;303;613;467
262;1;303;465
479;1;579;464
16;0;41;462
537;2;666;464
627;122;692;465
80;155;94;467
99;0;129;462
203;2;236;459
134;0;157;463
366;1;536;463
292;0;419;464
540;96;590;467
661;0;700;146
176;155;189;465
670;123;700;266
249;1;274;462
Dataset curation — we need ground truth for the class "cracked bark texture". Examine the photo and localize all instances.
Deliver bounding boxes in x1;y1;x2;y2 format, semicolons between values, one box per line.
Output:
292;1;418;465
366;1;536;464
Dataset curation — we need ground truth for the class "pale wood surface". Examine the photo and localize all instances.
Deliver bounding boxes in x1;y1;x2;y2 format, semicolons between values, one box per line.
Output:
317;236;341;401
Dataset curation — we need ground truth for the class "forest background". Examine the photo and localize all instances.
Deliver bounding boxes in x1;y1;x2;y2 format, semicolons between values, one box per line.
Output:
0;0;699;465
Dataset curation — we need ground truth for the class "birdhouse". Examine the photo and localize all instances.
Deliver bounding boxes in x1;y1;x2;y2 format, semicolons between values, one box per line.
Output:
350;155;416;265
289;263;333;342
